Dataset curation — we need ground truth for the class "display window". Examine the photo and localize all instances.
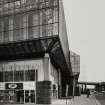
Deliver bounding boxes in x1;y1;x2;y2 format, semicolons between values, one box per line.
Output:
0;65;37;104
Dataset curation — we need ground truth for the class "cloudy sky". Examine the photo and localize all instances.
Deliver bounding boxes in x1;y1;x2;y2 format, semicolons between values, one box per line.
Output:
63;0;105;82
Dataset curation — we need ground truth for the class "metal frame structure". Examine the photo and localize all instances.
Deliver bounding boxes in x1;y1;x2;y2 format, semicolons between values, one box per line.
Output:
0;0;71;103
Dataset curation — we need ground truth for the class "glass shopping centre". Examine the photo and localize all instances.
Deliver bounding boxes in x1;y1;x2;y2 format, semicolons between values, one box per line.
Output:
0;0;72;104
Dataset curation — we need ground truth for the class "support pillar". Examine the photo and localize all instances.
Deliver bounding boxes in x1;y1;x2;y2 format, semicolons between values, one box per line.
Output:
36;53;52;104
58;69;61;98
43;53;50;81
82;84;83;93
72;77;75;98
85;84;87;93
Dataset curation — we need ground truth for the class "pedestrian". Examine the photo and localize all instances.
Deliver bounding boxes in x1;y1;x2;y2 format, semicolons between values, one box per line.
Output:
87;89;90;98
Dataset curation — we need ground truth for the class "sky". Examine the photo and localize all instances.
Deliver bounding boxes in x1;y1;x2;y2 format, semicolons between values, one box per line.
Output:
63;0;105;82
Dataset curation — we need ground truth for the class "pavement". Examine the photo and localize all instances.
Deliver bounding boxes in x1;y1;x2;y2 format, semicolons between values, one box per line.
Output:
95;92;105;105
0;94;103;105
52;95;101;105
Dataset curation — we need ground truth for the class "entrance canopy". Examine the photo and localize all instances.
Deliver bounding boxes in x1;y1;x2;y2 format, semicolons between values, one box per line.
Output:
0;36;70;77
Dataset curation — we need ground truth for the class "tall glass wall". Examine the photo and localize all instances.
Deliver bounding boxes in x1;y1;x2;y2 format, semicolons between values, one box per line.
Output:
0;0;59;43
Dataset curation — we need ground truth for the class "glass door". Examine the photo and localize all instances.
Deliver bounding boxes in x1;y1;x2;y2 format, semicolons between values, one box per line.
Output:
25;90;35;103
16;90;24;104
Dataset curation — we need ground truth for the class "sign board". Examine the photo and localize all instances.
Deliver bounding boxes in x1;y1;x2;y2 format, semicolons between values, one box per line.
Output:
5;83;23;89
23;82;35;90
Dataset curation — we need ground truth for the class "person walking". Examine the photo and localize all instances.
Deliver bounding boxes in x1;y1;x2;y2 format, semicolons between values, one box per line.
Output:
87;89;90;98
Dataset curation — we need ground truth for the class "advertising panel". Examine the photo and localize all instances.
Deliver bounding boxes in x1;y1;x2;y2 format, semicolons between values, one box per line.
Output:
5;83;23;89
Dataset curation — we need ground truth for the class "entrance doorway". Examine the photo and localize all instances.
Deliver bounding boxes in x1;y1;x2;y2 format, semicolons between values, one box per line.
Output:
25;90;35;103
0;90;35;104
4;90;24;104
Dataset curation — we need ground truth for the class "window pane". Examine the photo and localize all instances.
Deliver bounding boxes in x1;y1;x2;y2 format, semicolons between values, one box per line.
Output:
22;28;28;40
53;7;58;23
0;32;3;43
28;27;33;39
9;17;13;30
25;90;29;102
33;13;39;26
28;13;33;25
4;66;13;82
33;26;39;38
28;14;33;29
0;6;3;16
16;90;24;104
40;25;46;37
13;29;21;41
0;90;4;103
13;15;21;41
21;0;26;5
15;1;20;9
14;70;24;82
22;15;28;28
4;31;9;42
30;90;35;103
14;1;20;12
14;15;21;29
46;9;53;24
32;0;38;8
40;10;47;25
0;65;3;82
53;23;58;35
4;18;9;31
3;3;8;15
0;72;3;82
46;24;53;36
25;70;35;81
54;0;58;6
8;2;14;14
9;30;13;41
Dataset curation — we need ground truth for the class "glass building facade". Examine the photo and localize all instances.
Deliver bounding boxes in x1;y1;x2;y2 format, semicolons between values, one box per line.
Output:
0;0;71;104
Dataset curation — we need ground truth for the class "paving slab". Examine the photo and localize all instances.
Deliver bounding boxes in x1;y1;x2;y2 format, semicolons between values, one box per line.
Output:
52;95;101;105
0;95;101;105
